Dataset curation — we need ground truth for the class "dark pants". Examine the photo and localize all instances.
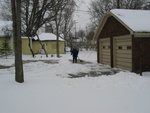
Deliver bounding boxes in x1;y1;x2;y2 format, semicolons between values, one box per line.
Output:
73;55;77;63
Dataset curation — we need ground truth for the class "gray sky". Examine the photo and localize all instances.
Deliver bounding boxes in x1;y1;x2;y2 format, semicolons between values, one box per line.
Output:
74;0;91;30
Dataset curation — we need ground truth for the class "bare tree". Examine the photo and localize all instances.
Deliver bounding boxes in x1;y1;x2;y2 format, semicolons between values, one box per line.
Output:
77;29;85;51
88;0;150;27
21;0;57;57
116;0;120;8
60;0;75;41
45;0;75;54
11;0;24;83
0;0;12;20
1;0;60;57
54;0;65;57
120;0;150;9
85;30;95;49
88;0;115;27
51;0;75;57
1;0;76;57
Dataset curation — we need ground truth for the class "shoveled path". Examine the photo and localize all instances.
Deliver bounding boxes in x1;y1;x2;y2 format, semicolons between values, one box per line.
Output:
68;59;123;78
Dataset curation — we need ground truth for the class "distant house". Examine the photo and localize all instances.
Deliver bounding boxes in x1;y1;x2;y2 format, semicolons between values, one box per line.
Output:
94;9;150;74
33;33;65;54
0;21;65;55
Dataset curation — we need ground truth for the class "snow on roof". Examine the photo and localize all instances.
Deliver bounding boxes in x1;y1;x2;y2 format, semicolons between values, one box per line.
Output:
34;33;64;41
0;21;12;36
111;9;150;32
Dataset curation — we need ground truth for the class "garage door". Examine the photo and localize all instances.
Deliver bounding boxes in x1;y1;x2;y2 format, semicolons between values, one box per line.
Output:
113;35;132;71
99;38;110;65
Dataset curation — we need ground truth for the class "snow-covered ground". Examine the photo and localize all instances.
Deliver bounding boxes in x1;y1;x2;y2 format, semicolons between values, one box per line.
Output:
0;50;150;113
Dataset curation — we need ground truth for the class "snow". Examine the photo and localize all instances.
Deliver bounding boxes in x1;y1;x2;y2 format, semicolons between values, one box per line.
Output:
34;33;64;41
0;50;150;113
111;9;150;32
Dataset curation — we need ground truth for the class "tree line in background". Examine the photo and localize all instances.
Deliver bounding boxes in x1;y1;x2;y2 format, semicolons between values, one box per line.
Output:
88;0;150;29
62;0;150;51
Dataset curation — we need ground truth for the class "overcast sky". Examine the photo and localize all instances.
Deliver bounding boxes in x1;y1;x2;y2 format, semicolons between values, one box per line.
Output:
74;0;91;30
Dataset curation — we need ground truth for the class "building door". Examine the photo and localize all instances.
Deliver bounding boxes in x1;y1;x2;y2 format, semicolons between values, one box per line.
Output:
113;35;132;71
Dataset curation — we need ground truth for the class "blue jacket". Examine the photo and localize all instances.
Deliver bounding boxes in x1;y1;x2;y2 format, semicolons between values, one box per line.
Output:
71;48;79;57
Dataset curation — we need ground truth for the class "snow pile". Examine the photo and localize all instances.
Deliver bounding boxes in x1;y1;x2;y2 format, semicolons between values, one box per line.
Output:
0;50;150;113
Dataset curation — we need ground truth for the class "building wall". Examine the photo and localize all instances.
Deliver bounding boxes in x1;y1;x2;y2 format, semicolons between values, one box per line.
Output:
1;36;31;55
22;37;32;55
46;41;64;54
99;16;130;38
1;37;65;55
32;41;64;54
32;41;41;54
97;16;130;66
132;38;150;73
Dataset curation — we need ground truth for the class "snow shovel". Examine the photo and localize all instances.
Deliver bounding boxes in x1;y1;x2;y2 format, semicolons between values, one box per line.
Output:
78;56;83;62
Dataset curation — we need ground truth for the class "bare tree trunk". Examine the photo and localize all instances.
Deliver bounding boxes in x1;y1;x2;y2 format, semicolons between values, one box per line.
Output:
56;26;60;57
27;37;35;57
25;0;35;58
11;0;24;83
36;34;48;57
116;0;120;9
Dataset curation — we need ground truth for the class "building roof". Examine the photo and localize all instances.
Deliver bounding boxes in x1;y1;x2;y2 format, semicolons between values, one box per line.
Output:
34;33;64;41
111;9;150;33
93;9;150;40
